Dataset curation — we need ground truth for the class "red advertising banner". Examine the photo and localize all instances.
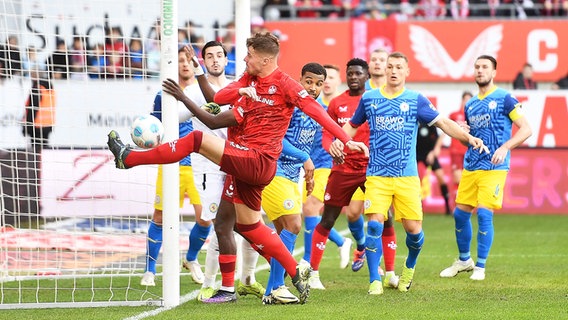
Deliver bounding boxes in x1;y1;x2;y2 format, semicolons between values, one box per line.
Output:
385;20;568;82
422;148;568;215
265;21;352;80
267;19;568;83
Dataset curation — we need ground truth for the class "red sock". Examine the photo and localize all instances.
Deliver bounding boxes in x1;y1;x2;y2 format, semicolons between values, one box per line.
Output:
219;254;236;289
236;221;298;277
310;224;330;271
125;130;203;167
382;225;397;272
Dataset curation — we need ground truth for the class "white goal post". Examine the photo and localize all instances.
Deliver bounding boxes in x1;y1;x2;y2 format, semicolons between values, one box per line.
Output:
0;0;246;309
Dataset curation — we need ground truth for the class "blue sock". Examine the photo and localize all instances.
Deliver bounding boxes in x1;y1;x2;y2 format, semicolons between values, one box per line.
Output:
348;215;366;251
186;223;211;262
454;207;473;261
476;208;494;268
303;216;320;262
146;221;162;273
328;227;345;247
405;230;424;269
365;220;384;282
266;229;297;294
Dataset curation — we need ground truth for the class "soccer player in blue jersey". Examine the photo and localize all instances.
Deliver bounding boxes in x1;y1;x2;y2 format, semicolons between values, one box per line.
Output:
440;55;532;281
335;51;488;295
262;62;327;304
365;48;389;91
301;64;353;281
141;47;206;287
365;48;399;288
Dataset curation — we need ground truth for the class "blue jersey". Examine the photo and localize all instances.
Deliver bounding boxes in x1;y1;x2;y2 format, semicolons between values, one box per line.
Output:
308;96;333;169
350;87;440;177
276;107;319;183
464;87;521;171
151;91;193;166
364;79;378;91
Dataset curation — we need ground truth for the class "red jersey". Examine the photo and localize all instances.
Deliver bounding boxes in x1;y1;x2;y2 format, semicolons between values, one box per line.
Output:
215;69;352;161
323;90;369;173
449;109;468;155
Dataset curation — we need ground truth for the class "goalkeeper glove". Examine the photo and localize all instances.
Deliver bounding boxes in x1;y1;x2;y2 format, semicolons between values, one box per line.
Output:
201;102;221;115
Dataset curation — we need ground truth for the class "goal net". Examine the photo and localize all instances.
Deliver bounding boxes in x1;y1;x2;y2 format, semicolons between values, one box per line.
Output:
0;0;237;309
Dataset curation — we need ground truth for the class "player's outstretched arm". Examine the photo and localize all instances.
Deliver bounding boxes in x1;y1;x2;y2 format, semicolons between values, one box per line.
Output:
435;117;488;154
163;78;237;129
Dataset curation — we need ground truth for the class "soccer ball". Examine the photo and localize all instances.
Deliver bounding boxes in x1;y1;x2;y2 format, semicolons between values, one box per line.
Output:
130;114;164;149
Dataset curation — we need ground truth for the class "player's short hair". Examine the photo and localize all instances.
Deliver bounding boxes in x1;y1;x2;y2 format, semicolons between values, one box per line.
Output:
476;55;497;70
323;64;340;73
347;58;369;71
202;40;227;59
302;62;327;79
371;48;390;55
246;32;279;57
388;51;408;63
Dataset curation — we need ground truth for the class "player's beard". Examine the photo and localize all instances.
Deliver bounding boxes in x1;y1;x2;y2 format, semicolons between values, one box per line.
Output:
476;78;491;87
207;68;223;77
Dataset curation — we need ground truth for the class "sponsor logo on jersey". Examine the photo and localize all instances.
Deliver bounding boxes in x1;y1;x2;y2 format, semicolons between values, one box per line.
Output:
338;106;348;112
255;96;275;106
338;117;351;124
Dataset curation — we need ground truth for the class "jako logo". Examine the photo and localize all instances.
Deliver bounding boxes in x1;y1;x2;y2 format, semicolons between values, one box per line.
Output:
409;24;503;80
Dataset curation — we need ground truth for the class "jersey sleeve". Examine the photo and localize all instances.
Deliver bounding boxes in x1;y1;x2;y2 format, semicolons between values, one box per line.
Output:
282;138;310;162
349;98;367;128
416;94;440;126
504;93;524;122
214;73;249;105
321;99;337;151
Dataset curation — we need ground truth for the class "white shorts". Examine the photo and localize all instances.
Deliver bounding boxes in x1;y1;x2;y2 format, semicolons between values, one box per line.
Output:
193;171;226;221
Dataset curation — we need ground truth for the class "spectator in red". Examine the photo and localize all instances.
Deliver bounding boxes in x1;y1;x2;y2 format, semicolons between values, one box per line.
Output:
295;0;324;17
104;27;129;78
449;0;470;19
448;91;472;206
331;0;361;17
415;0;447;19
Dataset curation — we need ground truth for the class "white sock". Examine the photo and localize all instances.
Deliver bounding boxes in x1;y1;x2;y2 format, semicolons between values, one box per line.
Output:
240;237;260;285
202;230;219;288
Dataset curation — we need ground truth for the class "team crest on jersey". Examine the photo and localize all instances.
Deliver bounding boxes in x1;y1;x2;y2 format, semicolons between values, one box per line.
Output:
209;202;219;214
283;199;294;210
298;89;309;98
400;102;410;112
364;199;371;210
488;100;497;110
268;85;277;94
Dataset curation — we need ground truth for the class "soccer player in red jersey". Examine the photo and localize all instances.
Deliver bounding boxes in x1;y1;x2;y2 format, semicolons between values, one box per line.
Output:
308;58;371;287
107;32;368;304
448;91;472;202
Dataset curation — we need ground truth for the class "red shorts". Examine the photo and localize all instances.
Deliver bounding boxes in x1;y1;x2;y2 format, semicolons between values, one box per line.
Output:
324;170;367;207
219;141;276;211
451;153;465;170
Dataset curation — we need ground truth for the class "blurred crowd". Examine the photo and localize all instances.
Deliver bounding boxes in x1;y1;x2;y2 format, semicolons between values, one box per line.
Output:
0;17;271;81
262;0;568;20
